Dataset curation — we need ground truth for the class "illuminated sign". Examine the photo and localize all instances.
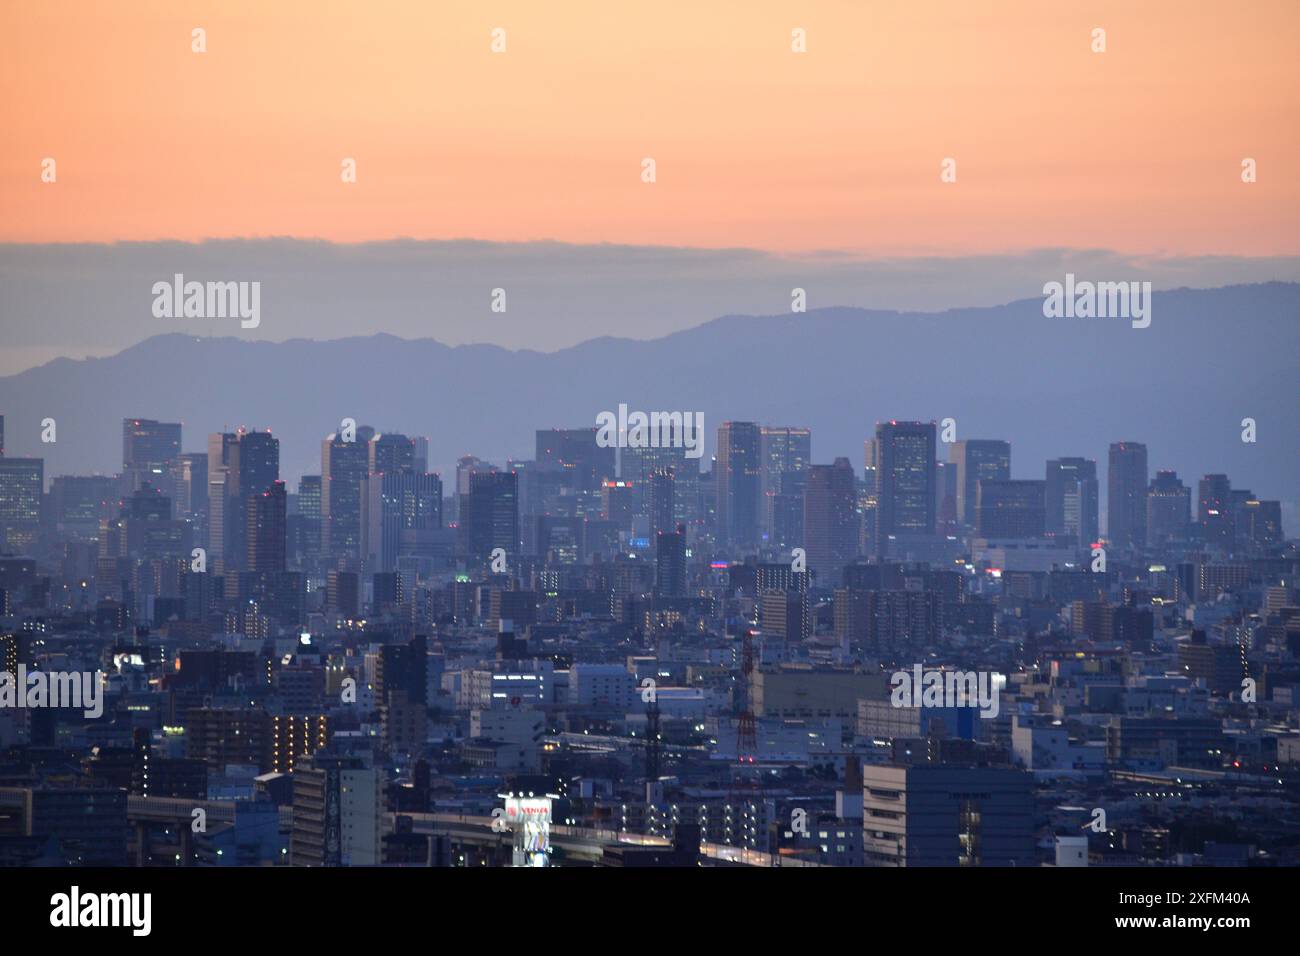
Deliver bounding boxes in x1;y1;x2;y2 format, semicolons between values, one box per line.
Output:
504;797;553;867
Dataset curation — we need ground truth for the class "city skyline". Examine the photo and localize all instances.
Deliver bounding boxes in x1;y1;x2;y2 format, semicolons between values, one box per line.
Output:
1;0;1297;895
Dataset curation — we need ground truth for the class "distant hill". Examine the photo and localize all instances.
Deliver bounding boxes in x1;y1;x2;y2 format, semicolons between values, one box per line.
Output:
1;282;1296;526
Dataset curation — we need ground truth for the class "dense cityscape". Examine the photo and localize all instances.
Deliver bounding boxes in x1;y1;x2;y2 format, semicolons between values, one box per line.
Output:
0;411;1294;869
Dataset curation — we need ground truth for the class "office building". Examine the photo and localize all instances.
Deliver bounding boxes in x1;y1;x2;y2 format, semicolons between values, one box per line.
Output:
1045;457;1098;545
322;432;369;564
716;421;762;549
362;470;443;573
1198;474;1233;551
463;471;519;564
368;432;416;476
804;457;859;581
875;421;936;545
949;440;1010;528
1146;470;1191;547
0;457;42;552
862;764;1035;867
975;479;1045;538
248;480;287;573
536;428;615;493
290;755;383;867
1107;442;1148;550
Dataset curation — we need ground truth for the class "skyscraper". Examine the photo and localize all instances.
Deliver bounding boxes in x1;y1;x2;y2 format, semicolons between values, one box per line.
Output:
1045;457;1099;545
647;468;676;540
0;457;43;552
1146;470;1191;547
1198;473;1233;551
655;524;687;597
362;470;443;573
975;479;1046;538
1107;442;1148;550
949;440;1010;528
368;433;417;475
804;457;859;581
620;423;700;529
715;422;762;549
1236;498;1283;550
178;452;208;519
222;430;280;572
205;432;240;569
463;471;519;564
761;425;811;542
536;428;615;493
875;421;936;547
122;418;181;491
322;433;370;565
760;425;811;493
296;475;322;563
248;481;287;573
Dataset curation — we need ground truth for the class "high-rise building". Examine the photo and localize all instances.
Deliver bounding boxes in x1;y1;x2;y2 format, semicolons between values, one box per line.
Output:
1198;473;1233;551
1146;470;1190;547
248;481;287;573
860;441;878;555
453;456;492;528
949;440;1010;528
178;452;208;518
206;433;238;566
768;469;807;552
1107;442;1148;550
618;419;701;530
536;428;615;493
463;471;519;564
715;422;763;549
368;433;417;476
223;430;279;570
647;468;676;540
362;470;443;572
760;425;811;507
123;418;181;471
1045;457;1099;545
975;479;1045;538
862;764;1035;867
1236;498;1283;550
935;460;959;536
654;524;687;597
804;457;859;581
327;570;361;617
122;418;181;494
600;479;637;531
760;588;811;644
875;421;936;547
290;755;383;867
49;475;116;537
322;432;369;565
0;457;43;552
296;475;322;563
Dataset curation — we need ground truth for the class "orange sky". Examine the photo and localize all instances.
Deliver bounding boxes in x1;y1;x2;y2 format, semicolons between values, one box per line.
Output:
2;0;1297;255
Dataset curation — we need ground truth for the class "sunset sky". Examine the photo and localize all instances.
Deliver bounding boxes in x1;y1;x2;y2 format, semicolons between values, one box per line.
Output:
3;0;1298;256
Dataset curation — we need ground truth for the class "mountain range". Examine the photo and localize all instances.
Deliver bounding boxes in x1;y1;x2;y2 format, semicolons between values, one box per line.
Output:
1;282;1296;527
